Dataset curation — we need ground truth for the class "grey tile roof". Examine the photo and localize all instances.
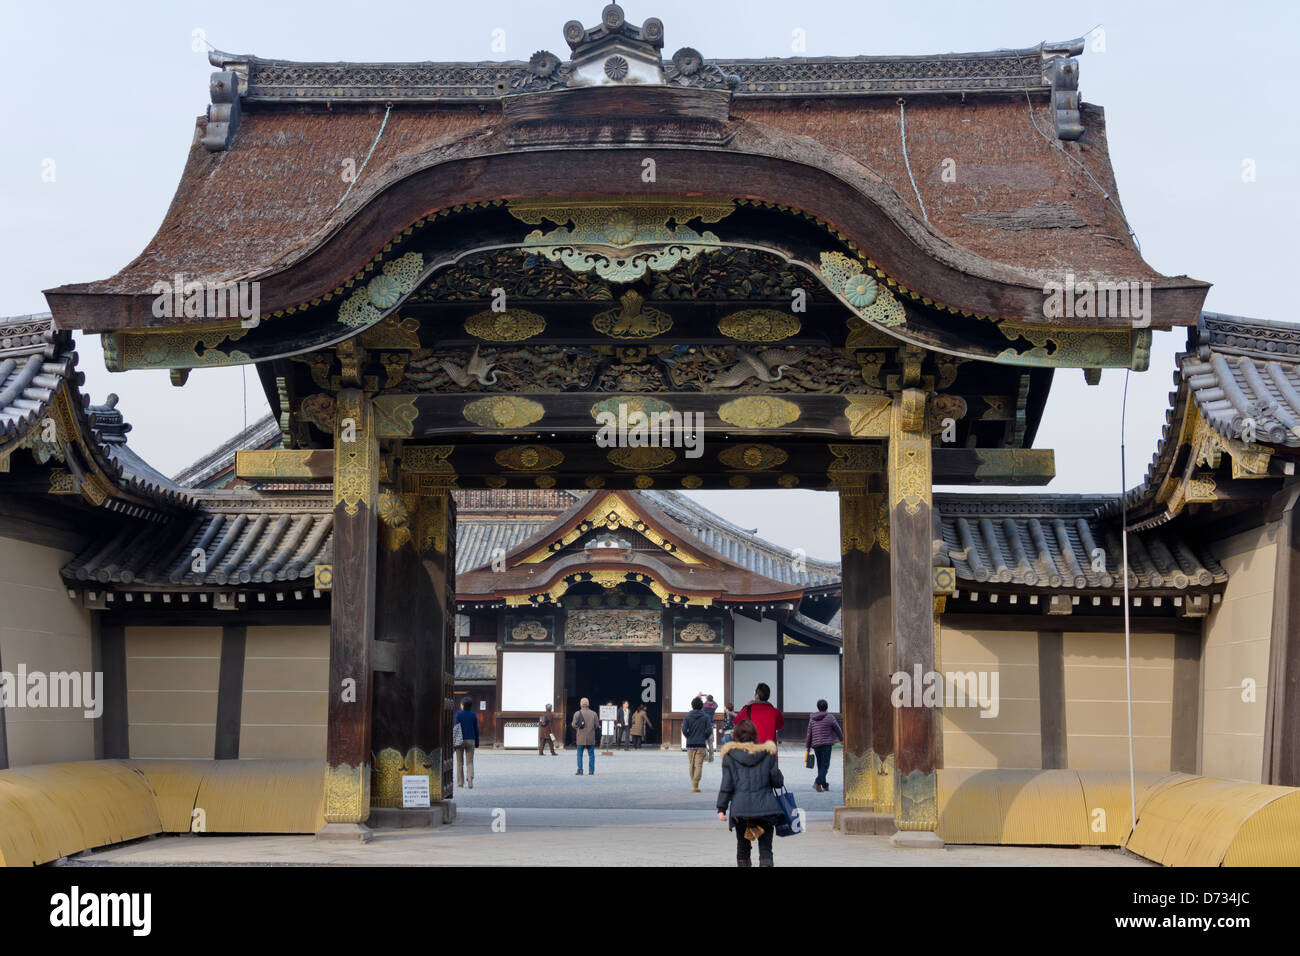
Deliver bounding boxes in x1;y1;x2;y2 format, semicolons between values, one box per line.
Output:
935;494;1226;592
643;490;841;588
0;313;74;443
173;414;284;487
1183;312;1300;448
454;656;497;681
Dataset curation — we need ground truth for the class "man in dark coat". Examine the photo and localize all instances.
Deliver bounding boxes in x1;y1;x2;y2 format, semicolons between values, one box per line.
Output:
681;696;713;792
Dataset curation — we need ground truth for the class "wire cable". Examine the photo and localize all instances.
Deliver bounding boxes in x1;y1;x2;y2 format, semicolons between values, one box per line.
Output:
897;99;930;226
333;103;392;213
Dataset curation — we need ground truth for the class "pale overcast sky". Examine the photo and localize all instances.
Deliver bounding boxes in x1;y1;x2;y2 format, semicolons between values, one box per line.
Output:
2;0;1295;563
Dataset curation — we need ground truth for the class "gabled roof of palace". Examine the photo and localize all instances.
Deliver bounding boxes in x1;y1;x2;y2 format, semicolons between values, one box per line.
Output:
44;5;1208;336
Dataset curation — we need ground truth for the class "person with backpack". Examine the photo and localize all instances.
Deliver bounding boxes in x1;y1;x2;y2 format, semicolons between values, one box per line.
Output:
715;718;785;867
804;698;844;792
681;696;713;792
538;702;557;756
738;683;784;747
453;696;480;789
571;696;599;775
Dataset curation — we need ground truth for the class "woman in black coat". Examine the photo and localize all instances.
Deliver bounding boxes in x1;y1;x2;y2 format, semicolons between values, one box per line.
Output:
715;718;785;867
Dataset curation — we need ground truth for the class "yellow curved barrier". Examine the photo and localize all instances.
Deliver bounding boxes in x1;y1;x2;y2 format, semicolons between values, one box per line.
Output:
0;761;161;867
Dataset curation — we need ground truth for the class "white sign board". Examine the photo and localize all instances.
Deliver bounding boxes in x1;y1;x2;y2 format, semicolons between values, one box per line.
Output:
402;775;431;808
599;705;616;721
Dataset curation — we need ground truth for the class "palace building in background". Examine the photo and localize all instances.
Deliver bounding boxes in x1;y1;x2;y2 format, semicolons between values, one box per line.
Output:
1;4;1298;864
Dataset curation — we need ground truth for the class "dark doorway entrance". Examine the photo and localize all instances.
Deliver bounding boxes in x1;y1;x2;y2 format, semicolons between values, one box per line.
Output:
565;651;662;747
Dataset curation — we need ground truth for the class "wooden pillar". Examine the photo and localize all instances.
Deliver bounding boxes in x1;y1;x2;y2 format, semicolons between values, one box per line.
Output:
320;389;379;836
837;486;893;813
370;480;454;808
889;388;940;835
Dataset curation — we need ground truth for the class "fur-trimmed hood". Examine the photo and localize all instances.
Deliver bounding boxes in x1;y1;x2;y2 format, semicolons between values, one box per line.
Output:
720;739;778;767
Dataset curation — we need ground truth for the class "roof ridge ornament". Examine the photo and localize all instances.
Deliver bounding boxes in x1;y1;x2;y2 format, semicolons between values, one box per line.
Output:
508;3;736;94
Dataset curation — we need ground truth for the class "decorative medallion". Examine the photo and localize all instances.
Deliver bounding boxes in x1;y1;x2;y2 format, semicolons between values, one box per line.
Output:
313;564;333;590
592;291;673;338
604;55;629;80
339;252;424;330
378;491;413;551
717;309;801;342
510;619;550;642
585;475;606;489
608;446;677;470
536;476;557;488
463;396;545;429
728;475;750;488
778;474;799;488
718;443;788;471
818;252;906;329
678;621;719;643
509;199;735;284
634;475;654;489
496;445;564;472
486;476;506;488
590;395;673;421
681;475;702;489
716;395;801;430
464;309;546;342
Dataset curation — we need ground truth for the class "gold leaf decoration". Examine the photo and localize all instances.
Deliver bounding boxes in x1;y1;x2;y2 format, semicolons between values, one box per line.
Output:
681;475;703;489
495;445;564;472
590;395;673;420
463;396;546;429
845;394;892;438
634;475;654;489
608;446;677;470
717;395;801;429
718;443;788;471
464;309;546;342
592;291;672;338
718;309;801;342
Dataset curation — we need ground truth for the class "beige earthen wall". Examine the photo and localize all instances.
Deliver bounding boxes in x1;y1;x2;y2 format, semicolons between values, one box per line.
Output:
936;626;1041;769
1201;523;1278;782
1062;632;1174;771
239;625;329;759
124;627;221;759
0;536;95;766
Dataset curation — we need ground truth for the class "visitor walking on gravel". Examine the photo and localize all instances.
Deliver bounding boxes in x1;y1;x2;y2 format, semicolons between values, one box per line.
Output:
716;718;785;867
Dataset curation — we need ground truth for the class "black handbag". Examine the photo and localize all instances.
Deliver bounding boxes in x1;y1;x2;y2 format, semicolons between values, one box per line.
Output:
805;750;815;770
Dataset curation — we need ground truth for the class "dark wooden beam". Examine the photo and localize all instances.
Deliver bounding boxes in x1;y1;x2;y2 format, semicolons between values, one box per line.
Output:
214;625;246;760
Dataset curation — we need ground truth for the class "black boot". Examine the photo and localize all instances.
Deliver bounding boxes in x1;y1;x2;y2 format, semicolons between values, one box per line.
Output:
737;858;752;867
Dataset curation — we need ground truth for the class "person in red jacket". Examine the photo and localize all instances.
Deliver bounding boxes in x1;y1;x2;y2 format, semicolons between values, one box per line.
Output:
737;683;783;746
